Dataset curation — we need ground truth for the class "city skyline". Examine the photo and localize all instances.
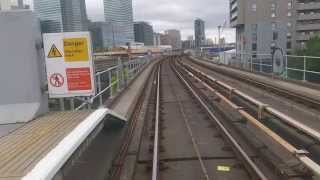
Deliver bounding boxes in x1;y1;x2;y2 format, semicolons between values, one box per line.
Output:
24;0;235;42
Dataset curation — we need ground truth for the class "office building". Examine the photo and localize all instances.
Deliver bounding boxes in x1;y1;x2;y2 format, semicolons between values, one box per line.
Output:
182;39;195;49
104;0;134;46
34;0;88;33
154;33;162;46
89;21;118;50
195;18;206;48
134;22;154;46
0;0;11;10
161;29;182;49
0;0;28;10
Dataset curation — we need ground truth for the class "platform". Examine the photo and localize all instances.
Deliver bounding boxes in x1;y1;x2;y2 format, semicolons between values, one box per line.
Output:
0;111;93;179
190;56;320;103
0;59;159;180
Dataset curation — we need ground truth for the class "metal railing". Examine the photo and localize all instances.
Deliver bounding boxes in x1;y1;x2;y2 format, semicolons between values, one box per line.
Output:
52;56;154;111
201;51;320;84
75;56;153;110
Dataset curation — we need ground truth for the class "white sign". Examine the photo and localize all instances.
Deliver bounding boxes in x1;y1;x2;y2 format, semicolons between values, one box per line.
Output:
43;32;95;98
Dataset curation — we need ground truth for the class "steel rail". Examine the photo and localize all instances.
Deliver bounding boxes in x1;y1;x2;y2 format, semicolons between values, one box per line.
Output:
180;61;320;142
177;61;320;177
190;56;320;108
168;61;210;180
152;66;161;180
172;61;269;180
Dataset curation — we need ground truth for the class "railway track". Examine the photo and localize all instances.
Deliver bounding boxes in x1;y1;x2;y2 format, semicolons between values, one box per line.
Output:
190;57;320;110
131;57;307;180
174;56;320;178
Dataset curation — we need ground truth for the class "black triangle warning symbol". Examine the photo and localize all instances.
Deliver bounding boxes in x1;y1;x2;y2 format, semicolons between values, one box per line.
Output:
48;44;63;58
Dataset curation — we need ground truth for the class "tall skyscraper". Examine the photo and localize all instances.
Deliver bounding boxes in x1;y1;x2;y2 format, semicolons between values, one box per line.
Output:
34;0;88;33
194;18;206;48
134;22;154;46
104;0;134;47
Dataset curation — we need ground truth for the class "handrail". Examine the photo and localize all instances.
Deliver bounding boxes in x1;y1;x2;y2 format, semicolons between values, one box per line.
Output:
181;61;320;141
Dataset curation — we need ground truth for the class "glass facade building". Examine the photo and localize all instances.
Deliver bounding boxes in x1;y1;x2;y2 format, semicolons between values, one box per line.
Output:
34;0;88;33
104;0;134;47
194;18;206;48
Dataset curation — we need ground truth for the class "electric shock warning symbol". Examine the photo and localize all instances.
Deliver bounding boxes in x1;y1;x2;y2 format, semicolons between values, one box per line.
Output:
50;73;64;87
48;44;63;58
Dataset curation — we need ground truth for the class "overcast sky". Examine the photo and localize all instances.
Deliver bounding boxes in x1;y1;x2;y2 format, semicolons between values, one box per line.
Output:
25;0;235;42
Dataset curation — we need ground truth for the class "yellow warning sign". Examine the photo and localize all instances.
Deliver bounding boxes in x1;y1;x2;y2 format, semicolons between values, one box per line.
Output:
217;166;231;172
47;44;63;58
63;38;89;62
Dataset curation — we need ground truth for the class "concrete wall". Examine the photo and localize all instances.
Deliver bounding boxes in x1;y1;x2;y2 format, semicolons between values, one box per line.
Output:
0;10;48;124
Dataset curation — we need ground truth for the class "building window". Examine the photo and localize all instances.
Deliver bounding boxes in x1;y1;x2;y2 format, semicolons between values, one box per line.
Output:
287;41;292;49
288;2;292;9
252;43;257;51
271;13;276;18
287;32;292;38
272;22;277;30
273;32;278;40
252;4;257;11
287;12;292;17
251;24;258;32
271;3;276;11
287;22;292;27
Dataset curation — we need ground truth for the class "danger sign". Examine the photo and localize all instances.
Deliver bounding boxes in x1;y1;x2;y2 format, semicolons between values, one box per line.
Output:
43;32;95;98
66;68;92;91
64;38;89;62
50;73;64;87
48;44;63;58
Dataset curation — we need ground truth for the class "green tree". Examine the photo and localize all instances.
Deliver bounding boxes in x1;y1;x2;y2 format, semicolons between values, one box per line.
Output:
293;36;320;83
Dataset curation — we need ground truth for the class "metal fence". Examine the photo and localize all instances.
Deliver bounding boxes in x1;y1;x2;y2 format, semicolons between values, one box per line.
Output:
201;52;320;84
51;56;154;111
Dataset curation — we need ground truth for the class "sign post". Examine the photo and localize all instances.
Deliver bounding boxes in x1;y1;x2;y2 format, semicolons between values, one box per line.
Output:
43;32;95;98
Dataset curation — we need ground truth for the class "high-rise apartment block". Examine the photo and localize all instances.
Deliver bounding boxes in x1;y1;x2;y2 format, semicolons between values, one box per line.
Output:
230;0;293;54
34;0;88;33
230;0;320;54
134;22;154;46
104;0;134;46
295;0;320;49
194;18;206;48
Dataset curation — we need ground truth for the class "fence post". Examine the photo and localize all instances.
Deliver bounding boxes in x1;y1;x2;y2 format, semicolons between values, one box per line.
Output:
70;98;75;110
259;55;262;72
117;58;121;91
250;55;253;72
109;70;113;98
97;74;103;106
59;98;65;111
285;55;288;79
87;97;92;110
303;56;307;81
